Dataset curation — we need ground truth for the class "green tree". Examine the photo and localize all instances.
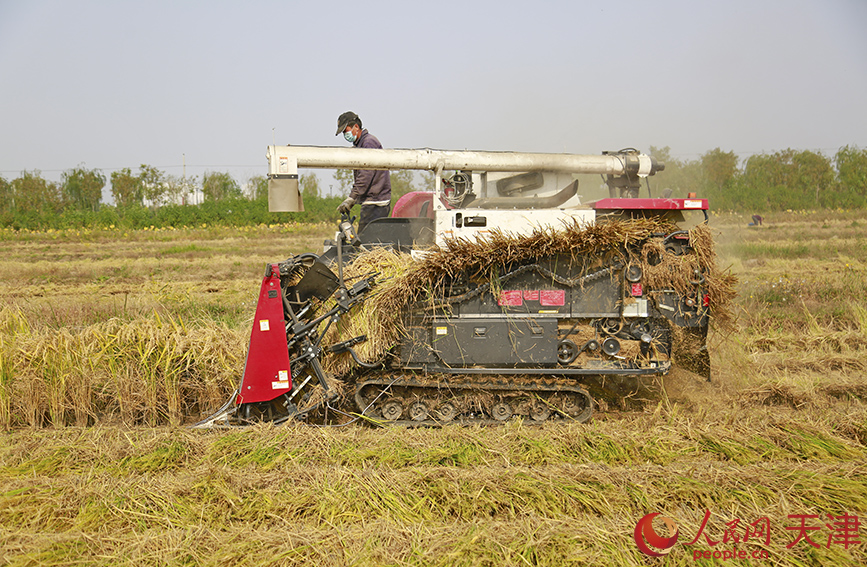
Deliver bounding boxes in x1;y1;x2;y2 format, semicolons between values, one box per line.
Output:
10;171;63;213
701;148;739;193
110;167;143;207
140;164;168;207
333;169;353;196
648;145;674;165
109;164;168;208
420;170;437;192
743;149;834;210
300;173;321;199
247;175;269;201
792;150;834;206
164;174;199;205
390;170;416;200
0;175;11;214
648;146;702;198
202;171;241;202
61;166;105;211
835;145;867;198
744;151;791;193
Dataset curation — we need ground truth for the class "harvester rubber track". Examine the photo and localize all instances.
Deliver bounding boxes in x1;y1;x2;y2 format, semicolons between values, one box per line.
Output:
355;374;593;426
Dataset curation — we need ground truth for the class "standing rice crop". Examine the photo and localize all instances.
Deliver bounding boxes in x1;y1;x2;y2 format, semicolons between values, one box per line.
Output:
0;308;244;428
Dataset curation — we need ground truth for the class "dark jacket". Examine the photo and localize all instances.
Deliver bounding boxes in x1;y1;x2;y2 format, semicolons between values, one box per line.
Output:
351;129;391;205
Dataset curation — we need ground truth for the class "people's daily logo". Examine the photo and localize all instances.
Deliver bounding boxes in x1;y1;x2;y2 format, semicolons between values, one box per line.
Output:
634;513;680;557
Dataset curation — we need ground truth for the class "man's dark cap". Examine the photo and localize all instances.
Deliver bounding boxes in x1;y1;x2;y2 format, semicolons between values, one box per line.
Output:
335;111;360;135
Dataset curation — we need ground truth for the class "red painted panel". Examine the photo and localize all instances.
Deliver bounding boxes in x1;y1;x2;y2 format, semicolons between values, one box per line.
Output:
498;290;523;307
236;264;292;405
540;290;566;306
392;191;436;218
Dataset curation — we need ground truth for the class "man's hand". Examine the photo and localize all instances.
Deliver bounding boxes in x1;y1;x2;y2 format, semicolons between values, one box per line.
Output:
337;197;356;215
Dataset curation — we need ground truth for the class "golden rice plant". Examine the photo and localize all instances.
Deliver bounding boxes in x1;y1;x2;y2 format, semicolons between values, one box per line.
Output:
0;312;244;428
0;336;13;430
321;247;416;375
1;306;34;428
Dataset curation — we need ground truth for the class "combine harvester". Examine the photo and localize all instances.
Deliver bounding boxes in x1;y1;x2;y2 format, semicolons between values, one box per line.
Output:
198;145;725;427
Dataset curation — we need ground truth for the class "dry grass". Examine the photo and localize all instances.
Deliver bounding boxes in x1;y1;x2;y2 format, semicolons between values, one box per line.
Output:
1;213;867;565
1;408;865;565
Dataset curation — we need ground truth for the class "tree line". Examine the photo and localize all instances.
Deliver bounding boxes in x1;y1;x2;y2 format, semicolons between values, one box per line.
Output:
649;145;867;211
1;145;865;229
0;164;421;230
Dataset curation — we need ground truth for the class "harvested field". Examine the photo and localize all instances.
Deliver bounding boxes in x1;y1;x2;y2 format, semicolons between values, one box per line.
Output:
1;212;866;565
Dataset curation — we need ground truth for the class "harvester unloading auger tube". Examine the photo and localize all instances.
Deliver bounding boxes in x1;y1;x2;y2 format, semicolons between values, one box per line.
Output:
196;146;727;428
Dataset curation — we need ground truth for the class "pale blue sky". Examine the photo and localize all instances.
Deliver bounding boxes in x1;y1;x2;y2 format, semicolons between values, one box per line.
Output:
1;0;866;196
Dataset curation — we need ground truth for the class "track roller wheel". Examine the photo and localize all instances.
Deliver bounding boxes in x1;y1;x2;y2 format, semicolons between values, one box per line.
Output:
381;400;403;421
409;401;429;422
529;401;551;422
491;402;512;421
435;402;457;422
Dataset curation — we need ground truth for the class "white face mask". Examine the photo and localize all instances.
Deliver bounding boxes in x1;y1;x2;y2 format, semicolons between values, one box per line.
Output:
344;130;357;143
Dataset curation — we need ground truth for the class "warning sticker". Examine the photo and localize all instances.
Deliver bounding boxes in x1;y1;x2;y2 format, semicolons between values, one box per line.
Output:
271;381;290;390
684;199;702;209
435;326;448;336
498;290;523;307
523;290;540;301
259;320;270;332
540;290;566;306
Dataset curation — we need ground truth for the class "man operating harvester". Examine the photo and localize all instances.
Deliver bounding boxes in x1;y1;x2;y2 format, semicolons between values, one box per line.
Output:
335;111;392;234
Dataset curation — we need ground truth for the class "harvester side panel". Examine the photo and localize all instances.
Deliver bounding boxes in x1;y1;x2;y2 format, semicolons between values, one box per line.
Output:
571;279;621;318
432;318;558;366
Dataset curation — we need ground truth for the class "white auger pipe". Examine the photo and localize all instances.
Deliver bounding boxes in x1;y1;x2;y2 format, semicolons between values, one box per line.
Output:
267;145;655;176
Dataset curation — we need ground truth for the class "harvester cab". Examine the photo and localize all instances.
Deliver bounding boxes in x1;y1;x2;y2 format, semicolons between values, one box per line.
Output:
197;145;718;428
